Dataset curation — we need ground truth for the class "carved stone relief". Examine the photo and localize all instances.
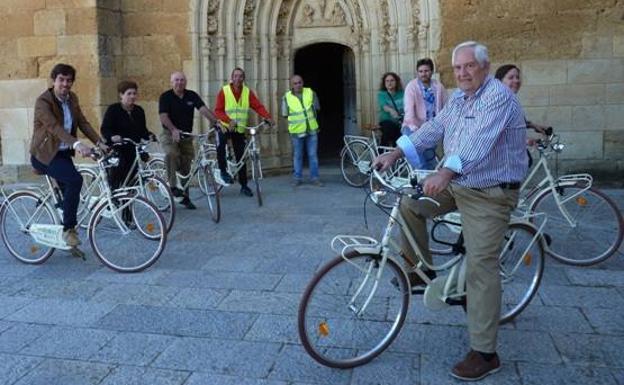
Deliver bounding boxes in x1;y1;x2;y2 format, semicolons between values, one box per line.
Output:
207;0;219;35
407;2;421;50
295;0;349;28
276;0;294;35
378;0;396;52
243;0;257;35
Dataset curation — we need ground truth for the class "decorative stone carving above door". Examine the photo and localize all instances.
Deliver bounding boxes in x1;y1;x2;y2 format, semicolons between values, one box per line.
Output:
296;0;350;28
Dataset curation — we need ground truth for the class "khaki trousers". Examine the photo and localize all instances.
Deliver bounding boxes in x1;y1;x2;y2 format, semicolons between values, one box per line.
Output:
160;130;195;189
400;184;518;352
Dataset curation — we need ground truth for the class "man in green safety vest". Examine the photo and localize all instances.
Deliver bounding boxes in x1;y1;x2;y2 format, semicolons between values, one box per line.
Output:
214;67;274;197
281;75;322;187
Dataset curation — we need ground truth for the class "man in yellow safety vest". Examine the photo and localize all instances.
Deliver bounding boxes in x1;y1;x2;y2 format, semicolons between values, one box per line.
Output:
214;67;274;197
281;75;322;186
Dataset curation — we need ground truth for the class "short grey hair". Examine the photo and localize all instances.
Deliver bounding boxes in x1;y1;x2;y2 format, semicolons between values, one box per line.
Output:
452;41;489;67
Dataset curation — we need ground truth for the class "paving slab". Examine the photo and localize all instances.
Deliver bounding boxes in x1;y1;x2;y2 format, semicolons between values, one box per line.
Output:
0;170;621;384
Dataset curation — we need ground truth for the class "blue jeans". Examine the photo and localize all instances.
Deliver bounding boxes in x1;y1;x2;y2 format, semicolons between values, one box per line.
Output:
291;133;319;181
31;151;83;230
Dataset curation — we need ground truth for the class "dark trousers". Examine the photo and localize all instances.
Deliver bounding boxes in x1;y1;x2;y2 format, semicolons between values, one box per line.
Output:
379;120;401;147
108;146;137;191
31;151;83;230
217;130;247;186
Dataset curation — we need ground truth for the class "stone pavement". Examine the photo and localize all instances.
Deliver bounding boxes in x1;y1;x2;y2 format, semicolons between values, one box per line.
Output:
0;169;623;385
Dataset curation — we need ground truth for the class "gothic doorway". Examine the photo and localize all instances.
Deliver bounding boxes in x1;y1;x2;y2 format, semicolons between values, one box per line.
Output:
294;43;356;159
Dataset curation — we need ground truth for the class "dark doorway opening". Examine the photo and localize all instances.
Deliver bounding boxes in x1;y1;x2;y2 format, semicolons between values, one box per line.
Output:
294;43;356;160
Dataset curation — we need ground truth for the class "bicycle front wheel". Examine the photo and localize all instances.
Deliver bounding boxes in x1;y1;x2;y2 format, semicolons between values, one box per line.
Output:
199;165;221;223
88;195;166;273
499;223;545;324
340;141;373;187
298;252;409;368
251;153;263;207
1;191;57;264
141;175;176;232
529;184;623;266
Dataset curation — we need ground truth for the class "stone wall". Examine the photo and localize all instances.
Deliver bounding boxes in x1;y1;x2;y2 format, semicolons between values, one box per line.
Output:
1;0;623;181
0;0;106;177
437;0;624;180
114;0;192;131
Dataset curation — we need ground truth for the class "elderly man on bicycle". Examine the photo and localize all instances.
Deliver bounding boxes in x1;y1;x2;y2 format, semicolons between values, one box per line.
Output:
373;41;527;381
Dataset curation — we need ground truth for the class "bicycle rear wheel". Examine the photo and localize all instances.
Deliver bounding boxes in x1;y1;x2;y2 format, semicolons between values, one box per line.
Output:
146;158;167;181
88;195;166;273
298;252;409;368
141;175;176;232
251;153;263;207
198;165;221;223
1;191;57;264
340;141;373;187
529;184;623;266
499;223;544;324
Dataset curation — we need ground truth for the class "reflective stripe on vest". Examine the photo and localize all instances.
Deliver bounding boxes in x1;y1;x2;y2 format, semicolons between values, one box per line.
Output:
221;84;250;134
285;88;319;134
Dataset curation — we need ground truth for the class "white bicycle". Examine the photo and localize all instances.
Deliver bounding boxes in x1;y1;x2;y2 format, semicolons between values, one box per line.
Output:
0;149;167;273
147;129;221;223
297;169;546;368
78;138;176;232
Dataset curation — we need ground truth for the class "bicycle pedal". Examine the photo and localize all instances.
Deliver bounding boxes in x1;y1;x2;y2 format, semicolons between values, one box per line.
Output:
70;247;86;260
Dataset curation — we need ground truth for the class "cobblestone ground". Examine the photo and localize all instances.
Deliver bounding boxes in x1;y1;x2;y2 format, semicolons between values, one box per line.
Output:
0;169;622;385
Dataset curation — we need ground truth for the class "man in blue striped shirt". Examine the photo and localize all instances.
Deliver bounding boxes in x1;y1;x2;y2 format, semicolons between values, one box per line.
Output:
374;41;527;381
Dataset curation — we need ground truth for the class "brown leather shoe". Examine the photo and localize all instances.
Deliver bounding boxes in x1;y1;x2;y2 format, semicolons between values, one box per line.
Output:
450;350;501;381
63;228;81;247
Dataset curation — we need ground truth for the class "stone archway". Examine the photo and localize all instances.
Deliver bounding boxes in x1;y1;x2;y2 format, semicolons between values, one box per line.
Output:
294;43;355;158
189;0;440;168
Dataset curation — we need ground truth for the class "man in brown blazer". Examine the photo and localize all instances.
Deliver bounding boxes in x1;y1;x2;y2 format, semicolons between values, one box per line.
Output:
30;63;107;247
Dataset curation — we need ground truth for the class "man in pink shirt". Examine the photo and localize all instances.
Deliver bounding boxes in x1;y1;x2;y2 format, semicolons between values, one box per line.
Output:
402;58;447;169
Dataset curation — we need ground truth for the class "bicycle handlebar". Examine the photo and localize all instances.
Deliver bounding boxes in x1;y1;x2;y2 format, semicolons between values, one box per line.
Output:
370;169;440;206
111;138;156;147
179;126;217;139
216;120;271;134
532;127;565;153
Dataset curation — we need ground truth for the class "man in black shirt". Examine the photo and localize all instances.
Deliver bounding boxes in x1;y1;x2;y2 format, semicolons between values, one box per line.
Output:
159;71;217;209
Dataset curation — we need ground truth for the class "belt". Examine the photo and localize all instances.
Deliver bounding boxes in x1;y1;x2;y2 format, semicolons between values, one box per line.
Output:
497;182;521;190
470;182;521;191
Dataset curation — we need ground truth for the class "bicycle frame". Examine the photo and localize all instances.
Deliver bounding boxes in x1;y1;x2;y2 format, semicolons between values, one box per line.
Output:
334;170;546;314
220;124;264;182
331;186;464;315
7;152;142;251
172;131;215;191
